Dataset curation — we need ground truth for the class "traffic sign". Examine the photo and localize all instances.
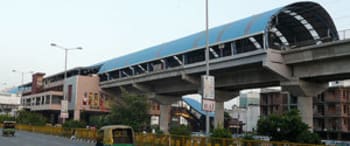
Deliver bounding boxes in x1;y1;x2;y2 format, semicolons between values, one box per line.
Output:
202;98;215;112
201;75;215;100
60;100;69;118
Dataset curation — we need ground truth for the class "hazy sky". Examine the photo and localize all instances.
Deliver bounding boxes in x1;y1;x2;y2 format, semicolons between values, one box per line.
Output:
1;0;349;89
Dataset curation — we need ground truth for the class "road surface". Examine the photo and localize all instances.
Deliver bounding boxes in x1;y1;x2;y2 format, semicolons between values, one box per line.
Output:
0;129;95;146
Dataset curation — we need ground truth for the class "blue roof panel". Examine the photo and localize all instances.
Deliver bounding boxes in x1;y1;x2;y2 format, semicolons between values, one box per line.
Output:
7;87;19;94
183;97;214;117
98;6;284;74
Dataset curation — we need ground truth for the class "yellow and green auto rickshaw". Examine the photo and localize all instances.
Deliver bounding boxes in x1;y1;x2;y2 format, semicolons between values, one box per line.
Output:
96;125;135;146
2;121;16;136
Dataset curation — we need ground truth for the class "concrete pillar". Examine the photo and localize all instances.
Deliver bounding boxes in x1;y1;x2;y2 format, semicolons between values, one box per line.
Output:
214;102;224;128
73;109;80;121
298;96;313;129
49;95;52;104
159;104;170;134
214;90;239;129
282;79;327;130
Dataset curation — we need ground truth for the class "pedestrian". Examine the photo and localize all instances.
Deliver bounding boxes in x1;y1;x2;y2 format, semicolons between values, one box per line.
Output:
70;129;76;140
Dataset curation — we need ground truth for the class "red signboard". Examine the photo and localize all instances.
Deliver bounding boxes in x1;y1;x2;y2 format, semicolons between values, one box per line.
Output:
202;99;215;112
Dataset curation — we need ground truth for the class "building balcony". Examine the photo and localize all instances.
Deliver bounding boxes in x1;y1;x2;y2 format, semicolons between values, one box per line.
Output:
23;104;61;111
21;91;63;111
43;80;64;89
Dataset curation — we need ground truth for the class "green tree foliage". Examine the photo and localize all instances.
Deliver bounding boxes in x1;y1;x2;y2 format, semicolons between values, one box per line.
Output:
16;110;47;126
296;130;321;144
89;115;110;128
257;110;321;144
0;115;15;123
108;88;150;132
62;120;86;128
211;126;232;138
169;124;191;136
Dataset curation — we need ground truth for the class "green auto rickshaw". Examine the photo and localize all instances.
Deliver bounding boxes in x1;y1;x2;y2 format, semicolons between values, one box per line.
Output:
96;125;135;146
2;121;16;136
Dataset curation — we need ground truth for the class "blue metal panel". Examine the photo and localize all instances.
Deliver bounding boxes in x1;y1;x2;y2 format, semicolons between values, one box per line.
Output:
183;97;214;117
7;87;19;94
98;7;284;74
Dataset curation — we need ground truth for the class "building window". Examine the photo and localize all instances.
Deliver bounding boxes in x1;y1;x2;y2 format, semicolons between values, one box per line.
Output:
68;84;72;102
344;105;348;114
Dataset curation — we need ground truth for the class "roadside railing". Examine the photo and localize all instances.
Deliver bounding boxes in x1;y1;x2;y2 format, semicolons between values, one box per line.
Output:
14;124;324;146
338;29;350;40
135;134;325;146
16;124;96;140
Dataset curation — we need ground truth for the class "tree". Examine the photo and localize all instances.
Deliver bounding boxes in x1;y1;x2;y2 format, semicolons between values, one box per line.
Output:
89;115;111;128
169;124;191;136
62;120;86;128
257;110;321;144
0;114;15;122
108;88;150;132
16;110;47;126
211;126;232;138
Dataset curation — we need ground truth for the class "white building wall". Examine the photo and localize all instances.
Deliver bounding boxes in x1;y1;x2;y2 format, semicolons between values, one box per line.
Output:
230;105;260;132
0;93;20;116
0;93;21;105
246;105;260;132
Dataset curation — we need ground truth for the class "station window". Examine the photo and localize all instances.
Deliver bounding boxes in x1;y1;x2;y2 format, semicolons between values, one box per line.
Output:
68;84;72;102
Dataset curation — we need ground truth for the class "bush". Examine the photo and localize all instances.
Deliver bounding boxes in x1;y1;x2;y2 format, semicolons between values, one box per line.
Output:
62;120;86;128
0;115;15;122
296;130;321;144
16;110;47;126
169;124;191;136
242;134;255;140
150;125;164;136
257;110;321;144
211;127;232;138
89;115;110;128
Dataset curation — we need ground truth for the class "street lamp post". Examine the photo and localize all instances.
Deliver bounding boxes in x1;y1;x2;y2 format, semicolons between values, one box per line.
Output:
50;43;82;123
202;0;215;135
12;70;34;95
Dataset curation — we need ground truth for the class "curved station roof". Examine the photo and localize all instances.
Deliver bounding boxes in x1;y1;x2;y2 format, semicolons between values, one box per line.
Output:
97;1;338;74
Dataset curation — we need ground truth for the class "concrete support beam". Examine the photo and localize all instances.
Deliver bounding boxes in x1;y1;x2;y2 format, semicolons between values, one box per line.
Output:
159;104;171;134
281;79;327;130
214;90;239;128
263;49;292;80
281;79;327;97
151;95;180;105
132;83;153;93
181;72;200;85
132;83;181;104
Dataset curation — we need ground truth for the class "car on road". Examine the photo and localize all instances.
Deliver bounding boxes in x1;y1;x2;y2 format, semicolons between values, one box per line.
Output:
2;121;16;136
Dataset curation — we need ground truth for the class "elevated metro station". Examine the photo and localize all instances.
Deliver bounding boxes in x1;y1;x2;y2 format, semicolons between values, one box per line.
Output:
97;1;338;82
13;1;348;135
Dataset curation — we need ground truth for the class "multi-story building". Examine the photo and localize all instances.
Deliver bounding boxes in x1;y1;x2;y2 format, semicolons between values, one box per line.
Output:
260;88;297;116
260;84;350;140
18;66;161;125
229;104;260;132
239;91;260;108
20;66;111;124
313;84;350;140
0;92;20;116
